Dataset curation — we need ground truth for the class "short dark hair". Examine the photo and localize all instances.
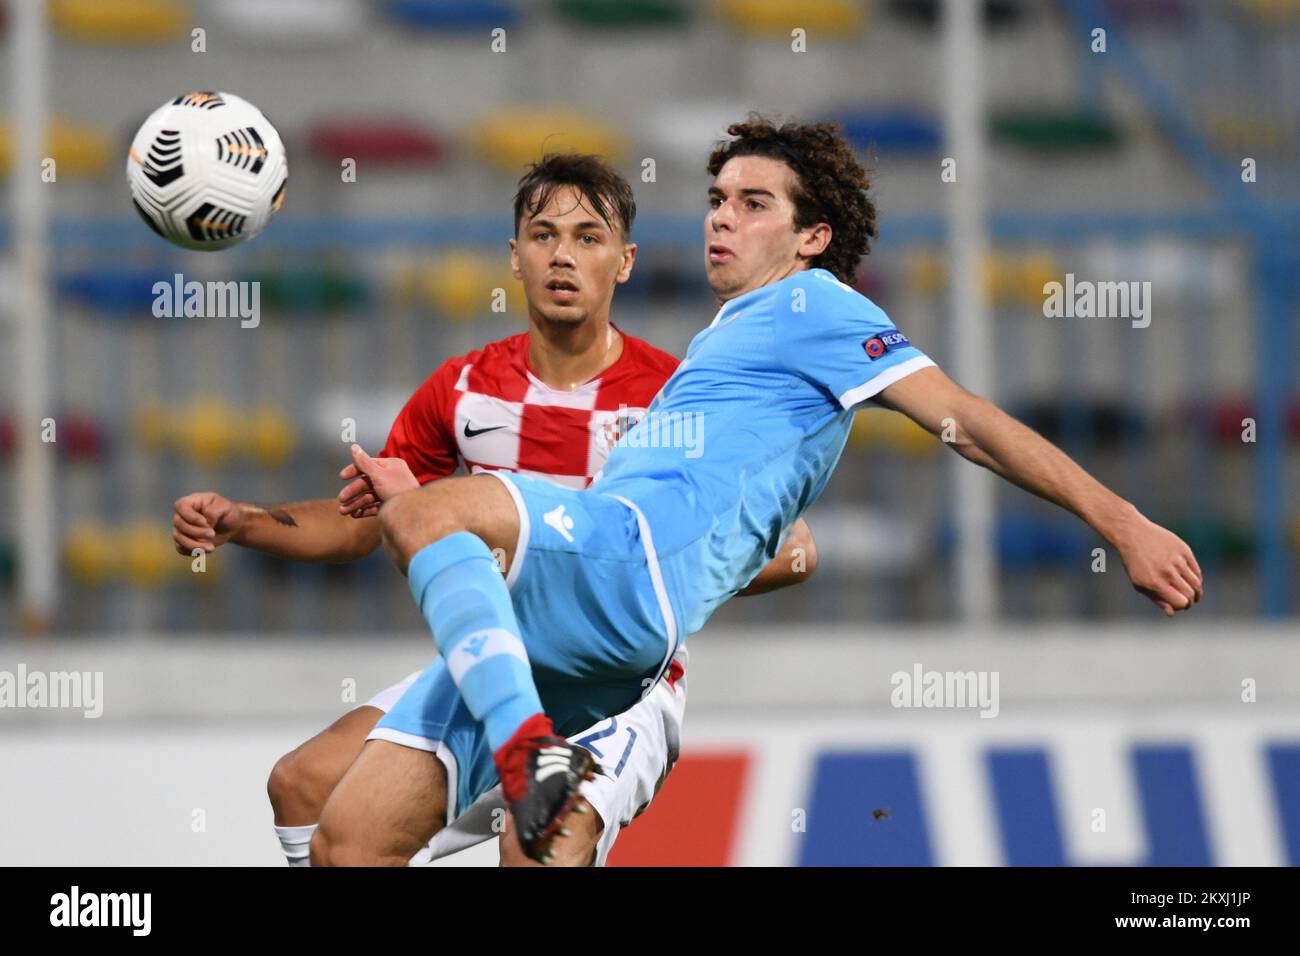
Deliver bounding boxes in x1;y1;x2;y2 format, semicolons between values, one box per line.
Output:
512;153;636;240
706;115;877;283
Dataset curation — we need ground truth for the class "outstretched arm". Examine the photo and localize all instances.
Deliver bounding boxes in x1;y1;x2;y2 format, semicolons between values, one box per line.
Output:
738;518;818;596
873;365;1203;616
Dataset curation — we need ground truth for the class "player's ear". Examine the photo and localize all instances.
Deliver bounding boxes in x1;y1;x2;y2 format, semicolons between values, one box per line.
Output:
615;241;637;284
798;222;832;260
508;236;522;279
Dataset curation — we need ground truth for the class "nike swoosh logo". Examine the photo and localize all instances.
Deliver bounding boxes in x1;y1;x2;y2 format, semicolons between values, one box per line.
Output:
463;422;506;438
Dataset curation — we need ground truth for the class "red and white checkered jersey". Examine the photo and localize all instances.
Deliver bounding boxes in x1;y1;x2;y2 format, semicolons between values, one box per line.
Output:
379;328;680;489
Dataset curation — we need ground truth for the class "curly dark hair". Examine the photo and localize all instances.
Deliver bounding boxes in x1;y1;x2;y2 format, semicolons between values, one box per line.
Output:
706;115;876;283
513;153;636;240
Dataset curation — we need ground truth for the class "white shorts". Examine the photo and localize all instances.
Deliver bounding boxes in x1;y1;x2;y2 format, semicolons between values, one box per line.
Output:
365;646;688;867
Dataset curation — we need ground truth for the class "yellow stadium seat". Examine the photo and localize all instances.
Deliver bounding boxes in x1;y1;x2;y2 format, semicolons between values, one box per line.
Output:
716;0;865;38
49;0;191;44
419;252;522;321
1018;252;1061;309
1240;0;1300;22
133;402;173;451
906;249;1061;308
1202;111;1289;154
891;413;937;457
903;249;947;298
123;520;171;587
183;398;239;467
0;119;115;178
850;407;935;455
249;406;296;468
470;109;627;173
64;521;118;586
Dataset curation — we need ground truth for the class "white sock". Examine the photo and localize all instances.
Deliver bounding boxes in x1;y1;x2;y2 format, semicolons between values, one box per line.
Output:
275;824;317;867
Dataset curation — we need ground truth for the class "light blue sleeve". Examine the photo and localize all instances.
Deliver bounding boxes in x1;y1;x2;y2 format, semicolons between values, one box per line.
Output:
779;270;936;410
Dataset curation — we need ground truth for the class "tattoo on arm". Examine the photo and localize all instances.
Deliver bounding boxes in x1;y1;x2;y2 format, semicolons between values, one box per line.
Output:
257;505;298;528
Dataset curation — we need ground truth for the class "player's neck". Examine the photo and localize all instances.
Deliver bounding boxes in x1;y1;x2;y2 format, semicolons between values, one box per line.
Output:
526;316;624;391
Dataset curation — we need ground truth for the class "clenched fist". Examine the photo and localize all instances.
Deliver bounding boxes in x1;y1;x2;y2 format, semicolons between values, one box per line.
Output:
1115;514;1204;617
172;491;243;555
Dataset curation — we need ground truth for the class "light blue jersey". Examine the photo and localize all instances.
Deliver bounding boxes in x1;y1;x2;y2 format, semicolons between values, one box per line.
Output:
378;268;936;802
597;267;936;635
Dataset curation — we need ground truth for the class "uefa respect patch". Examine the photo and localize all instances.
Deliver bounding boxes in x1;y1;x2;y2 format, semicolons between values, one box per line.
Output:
862;329;910;360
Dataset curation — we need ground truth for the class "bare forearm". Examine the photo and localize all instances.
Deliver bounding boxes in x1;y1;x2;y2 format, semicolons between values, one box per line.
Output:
959;396;1139;545
233;499;380;563
739;519;818;596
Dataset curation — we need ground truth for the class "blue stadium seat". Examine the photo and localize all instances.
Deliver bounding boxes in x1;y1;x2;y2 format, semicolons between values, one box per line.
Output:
385;0;518;30
938;513;1092;570
830;109;942;155
58;269;166;313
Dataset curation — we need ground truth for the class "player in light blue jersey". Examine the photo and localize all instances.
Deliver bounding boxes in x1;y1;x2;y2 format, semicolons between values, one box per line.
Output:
314;117;1204;866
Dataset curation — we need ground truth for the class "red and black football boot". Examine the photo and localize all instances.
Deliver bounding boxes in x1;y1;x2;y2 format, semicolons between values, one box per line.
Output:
495;713;600;864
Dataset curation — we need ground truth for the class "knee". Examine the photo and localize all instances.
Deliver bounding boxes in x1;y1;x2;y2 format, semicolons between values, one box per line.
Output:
379;489;460;570
267;749;324;822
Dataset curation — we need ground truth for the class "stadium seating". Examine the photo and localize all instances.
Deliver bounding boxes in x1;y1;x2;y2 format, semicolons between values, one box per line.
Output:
849;407;938;457
470;109;627;172
242;268;372;314
308;121;448;167
990;108;1123;153
938;513;1093;571
0;119;113;178
717;0;866;37
49;0;189;44
831;109;942;155
555;0;690;28
385;0;519;31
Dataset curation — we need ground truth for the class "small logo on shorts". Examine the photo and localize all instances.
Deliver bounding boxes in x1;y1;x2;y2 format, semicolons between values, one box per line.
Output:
544;504;575;542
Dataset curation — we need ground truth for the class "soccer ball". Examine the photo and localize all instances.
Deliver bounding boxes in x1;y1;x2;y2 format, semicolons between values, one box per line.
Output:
126;91;287;251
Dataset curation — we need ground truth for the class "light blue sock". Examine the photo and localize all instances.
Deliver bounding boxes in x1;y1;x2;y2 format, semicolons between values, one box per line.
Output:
406;532;543;751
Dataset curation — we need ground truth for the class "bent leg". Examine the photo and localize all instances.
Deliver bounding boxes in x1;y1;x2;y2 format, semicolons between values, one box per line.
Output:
268;705;384;826
379;475;543;754
311;739;448;867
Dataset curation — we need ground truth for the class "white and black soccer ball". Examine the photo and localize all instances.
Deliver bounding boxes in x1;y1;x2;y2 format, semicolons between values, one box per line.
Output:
126;91;287;251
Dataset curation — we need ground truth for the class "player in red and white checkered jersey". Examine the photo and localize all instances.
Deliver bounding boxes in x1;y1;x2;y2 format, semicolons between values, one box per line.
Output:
171;154;815;867
378;324;679;491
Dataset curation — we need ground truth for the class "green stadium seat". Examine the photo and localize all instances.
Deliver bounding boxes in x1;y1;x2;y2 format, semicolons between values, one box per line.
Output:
555;0;689;28
241;269;372;313
990;109;1123;153
1165;519;1256;563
